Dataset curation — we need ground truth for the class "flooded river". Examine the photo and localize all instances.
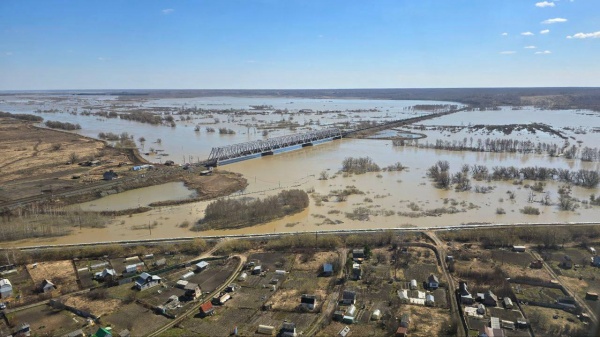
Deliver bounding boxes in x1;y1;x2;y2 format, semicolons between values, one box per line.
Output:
2;95;600;247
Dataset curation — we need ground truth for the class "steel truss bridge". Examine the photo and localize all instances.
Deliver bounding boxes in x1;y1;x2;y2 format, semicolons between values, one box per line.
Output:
205;128;342;166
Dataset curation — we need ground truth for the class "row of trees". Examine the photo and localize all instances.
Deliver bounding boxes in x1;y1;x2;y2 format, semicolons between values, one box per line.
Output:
196;189;309;230
427;161;600;189
44;120;81;130
0;111;43;122
396;135;600;163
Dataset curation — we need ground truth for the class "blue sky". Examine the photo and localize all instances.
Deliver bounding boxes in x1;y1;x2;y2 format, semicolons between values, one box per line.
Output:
0;0;599;89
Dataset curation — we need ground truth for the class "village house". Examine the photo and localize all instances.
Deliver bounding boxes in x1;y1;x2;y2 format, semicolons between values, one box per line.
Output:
94;268;117;282
458;281;474;304
300;294;317;311
560;255;573;269
184;283;201;300
280;322;298;337
40;279;56;293
352;249;365;263
134;272;161;291
0;278;12;298
102;170;118;181
322;263;334;277
483;290;498;307
427;274;439;290
199;301;215;317
342;290;357;305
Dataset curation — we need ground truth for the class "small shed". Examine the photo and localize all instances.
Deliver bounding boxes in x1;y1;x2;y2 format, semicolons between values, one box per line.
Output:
409;279;418;290
195;261;209;271
333;310;345;321
512;245;526;252
257;324;275;335
483;290;498;307
154;258;166;267
352;249;365;263
199;301;215;316
238;272;248;281
322;263;334;277
0;278;13;298
503;297;514;309
40;279;56;293
400;313;410;328
371;309;381;320
397;289;409;303
252;265;263;275
343;304;357;324
395;327;408;337
425;293;435;306
586;292;599;300
592;256;600;267
180;271;194;280
176;280;189;289
589;247;597;255
301;294;317;310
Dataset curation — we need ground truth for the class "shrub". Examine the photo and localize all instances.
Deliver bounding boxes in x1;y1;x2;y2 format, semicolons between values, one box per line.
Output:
520;206;540;215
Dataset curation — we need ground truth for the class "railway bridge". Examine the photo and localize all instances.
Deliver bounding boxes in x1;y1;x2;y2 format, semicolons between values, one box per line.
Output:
203;127;342;167
201;107;466;167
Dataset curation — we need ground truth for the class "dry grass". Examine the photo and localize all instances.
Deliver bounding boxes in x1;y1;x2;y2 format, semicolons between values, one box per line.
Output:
26;260;79;293
293;251;338;272
63;294;121;317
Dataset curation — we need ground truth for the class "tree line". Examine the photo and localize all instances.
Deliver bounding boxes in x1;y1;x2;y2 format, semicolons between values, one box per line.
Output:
195;189;309;230
44;120;81;130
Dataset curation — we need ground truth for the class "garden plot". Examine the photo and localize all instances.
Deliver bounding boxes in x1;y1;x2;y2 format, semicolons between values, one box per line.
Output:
110;256;146;275
186;307;256;336
0;266;35;305
229;282;273;310
74;258;110;288
248;252;294;271
393;306;453;337
102;302;171;335
293;251;339;272
490;250;532;268
184;258;238;293
250;311;318;336
5;305;84;337
270;271;331;311
513;284;566;305
26;260;79;294
63;293;122;318
317;321;390;337
521;305;587;337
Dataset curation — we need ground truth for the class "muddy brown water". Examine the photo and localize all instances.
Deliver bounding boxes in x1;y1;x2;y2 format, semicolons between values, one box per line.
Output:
8;139;600;247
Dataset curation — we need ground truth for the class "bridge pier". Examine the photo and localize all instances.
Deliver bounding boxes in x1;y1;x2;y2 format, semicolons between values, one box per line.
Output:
301;143;313;147
261;151;274;156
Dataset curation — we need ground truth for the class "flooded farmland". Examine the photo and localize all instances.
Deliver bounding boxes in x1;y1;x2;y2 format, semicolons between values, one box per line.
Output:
1;94;599;246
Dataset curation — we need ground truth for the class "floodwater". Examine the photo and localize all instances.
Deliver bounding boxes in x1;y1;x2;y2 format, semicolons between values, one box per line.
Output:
2;95;600;247
76;182;197;212
0;95;459;162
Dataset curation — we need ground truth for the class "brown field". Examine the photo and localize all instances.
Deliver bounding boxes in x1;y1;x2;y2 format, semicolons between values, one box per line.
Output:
0;118;132;201
63;293;122;317
102;302;171;335
521;305;587;337
26;260;79;294
293;251;338;272
5;305;86;337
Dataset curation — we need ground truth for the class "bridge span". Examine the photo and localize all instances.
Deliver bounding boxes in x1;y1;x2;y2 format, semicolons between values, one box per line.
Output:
204;127;342;166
